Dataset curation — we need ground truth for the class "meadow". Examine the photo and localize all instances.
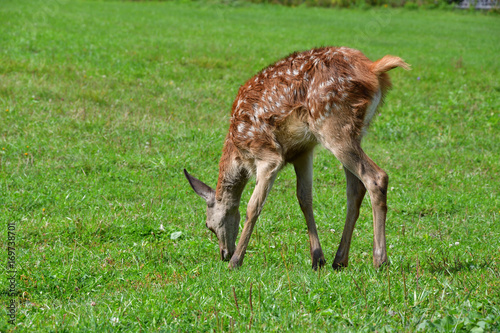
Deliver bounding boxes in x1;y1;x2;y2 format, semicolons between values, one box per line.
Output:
0;0;499;331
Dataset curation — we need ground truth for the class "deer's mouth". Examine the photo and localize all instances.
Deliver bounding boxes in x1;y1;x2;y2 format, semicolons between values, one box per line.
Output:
220;249;232;261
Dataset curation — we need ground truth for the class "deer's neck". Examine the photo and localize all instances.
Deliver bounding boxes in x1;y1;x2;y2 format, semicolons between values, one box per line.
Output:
215;137;248;208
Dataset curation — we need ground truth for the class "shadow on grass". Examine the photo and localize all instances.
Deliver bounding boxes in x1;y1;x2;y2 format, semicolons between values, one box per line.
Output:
425;253;496;275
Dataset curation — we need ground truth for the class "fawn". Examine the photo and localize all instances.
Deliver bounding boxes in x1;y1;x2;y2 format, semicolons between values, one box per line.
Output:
185;46;410;270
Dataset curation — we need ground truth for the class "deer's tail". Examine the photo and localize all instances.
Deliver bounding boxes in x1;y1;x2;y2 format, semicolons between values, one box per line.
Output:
371;55;411;75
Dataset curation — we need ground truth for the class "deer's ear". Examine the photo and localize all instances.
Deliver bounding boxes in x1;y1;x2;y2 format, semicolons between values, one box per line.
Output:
184;169;215;204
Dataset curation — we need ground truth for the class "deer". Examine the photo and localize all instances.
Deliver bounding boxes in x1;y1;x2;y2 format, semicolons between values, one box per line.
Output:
184;46;410;270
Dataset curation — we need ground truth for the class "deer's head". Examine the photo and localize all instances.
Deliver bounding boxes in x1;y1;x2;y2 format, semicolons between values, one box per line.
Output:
184;169;239;261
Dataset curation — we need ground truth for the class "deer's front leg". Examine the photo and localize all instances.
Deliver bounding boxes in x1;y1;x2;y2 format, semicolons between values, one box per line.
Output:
229;161;279;269
293;150;326;270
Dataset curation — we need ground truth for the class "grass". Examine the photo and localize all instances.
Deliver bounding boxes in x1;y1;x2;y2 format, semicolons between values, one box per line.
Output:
1;0;499;331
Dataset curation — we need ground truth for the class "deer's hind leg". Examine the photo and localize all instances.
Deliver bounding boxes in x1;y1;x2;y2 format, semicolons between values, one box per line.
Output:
333;167;366;269
317;122;388;268
293;149;326;270
332;144;388;268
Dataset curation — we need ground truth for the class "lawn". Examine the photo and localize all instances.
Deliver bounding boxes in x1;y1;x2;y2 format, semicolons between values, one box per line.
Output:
0;0;499;331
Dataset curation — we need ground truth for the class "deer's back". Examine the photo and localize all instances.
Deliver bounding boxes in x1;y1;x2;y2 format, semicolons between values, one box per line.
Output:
228;47;383;163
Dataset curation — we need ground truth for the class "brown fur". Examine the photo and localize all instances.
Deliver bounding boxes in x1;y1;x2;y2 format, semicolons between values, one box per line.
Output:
217;47;408;195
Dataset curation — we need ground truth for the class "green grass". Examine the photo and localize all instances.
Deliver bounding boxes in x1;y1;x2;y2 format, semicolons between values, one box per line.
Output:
1;0;499;331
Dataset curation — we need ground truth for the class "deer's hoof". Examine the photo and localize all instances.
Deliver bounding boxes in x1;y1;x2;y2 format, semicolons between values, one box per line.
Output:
312;258;326;271
373;250;389;268
332;261;347;271
228;257;241;270
374;258;390;269
311;249;326;271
